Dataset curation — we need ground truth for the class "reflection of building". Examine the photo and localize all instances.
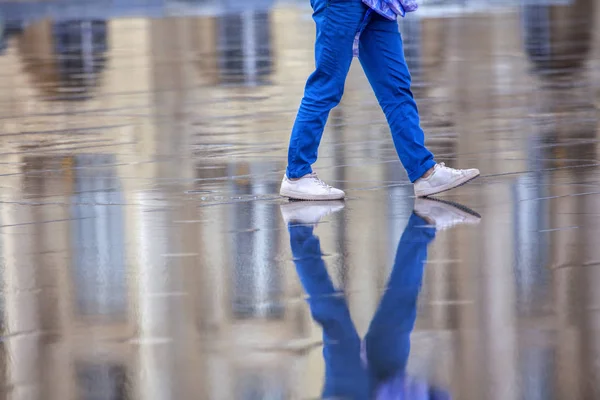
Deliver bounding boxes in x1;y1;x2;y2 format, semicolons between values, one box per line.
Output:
0;154;134;399
70;154;126;320
77;363;128;399
523;0;594;79
0;2;599;399
0;13;5;53
217;11;273;86
53;20;108;99
194;162;312;399
228;168;283;319
17;19;108;101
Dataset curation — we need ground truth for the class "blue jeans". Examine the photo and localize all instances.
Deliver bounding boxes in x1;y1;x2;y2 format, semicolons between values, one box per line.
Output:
286;0;436;182
288;214;438;398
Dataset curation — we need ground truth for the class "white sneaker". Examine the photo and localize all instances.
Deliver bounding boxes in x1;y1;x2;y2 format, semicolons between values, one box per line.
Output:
414;163;480;198
280;201;345;226
280;172;345;201
414;198;481;231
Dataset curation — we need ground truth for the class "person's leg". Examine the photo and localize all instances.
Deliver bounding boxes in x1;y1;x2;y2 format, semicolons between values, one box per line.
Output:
358;16;435;183
365;213;436;382
359;16;480;196
288;222;369;398
286;0;366;180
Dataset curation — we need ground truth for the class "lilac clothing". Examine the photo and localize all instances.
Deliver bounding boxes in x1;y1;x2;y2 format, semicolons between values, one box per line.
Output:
353;0;418;56
362;0;419;20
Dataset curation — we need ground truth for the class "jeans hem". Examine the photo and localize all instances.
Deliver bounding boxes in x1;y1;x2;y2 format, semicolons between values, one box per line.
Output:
408;159;436;183
286;164;313;179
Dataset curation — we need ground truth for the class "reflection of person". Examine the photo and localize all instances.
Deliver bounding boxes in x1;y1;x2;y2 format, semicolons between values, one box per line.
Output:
282;199;481;399
280;0;479;201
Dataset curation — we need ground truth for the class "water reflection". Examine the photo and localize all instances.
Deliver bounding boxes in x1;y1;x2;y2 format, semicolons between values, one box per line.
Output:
284;200;481;399
17;19;108;101
0;0;599;398
522;0;594;79
0;15;5;54
217;11;273;86
53;20;108;97
229;162;283;319
77;363;128;400
70;154;126;319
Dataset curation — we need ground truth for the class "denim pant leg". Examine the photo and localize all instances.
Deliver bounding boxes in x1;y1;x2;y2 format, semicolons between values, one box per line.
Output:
286;0;367;179
359;15;436;183
288;223;370;399
365;213;436;382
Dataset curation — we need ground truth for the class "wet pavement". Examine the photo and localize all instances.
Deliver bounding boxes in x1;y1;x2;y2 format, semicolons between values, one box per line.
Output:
1;0;600;399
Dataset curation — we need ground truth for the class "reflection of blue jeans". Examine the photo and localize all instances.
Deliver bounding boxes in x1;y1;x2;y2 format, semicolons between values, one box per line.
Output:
286;0;435;182
288;214;435;398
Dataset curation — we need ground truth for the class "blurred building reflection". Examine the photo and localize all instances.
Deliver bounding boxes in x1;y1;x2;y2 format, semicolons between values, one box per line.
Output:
0;13;5;54
522;0;594;80
17;19;108;101
0;1;598;399
76;363;128;400
70;154;126;320
216;11;273;86
53;20;108;99
228;164;283;319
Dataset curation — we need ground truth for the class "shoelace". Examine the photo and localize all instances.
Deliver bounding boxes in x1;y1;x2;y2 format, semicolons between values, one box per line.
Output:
308;173;332;189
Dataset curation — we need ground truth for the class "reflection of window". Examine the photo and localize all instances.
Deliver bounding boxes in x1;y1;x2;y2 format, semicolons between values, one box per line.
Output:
52;20;108;99
216;11;272;86
513;168;551;316
522;5;551;73
70;155;126;319
0;27;6;55
235;368;286;400
522;2;590;78
77;363;128;400
519;342;555;400
229;164;283;320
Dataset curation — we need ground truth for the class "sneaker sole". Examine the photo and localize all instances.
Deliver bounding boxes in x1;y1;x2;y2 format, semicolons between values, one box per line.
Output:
416;197;482;219
279;201;346;225
415;173;480;198
280;189;346;201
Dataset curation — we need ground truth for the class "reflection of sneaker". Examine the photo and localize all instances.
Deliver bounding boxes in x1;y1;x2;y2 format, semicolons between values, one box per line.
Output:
414;163;480;198
414;198;481;231
280;172;345;201
280;201;345;226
